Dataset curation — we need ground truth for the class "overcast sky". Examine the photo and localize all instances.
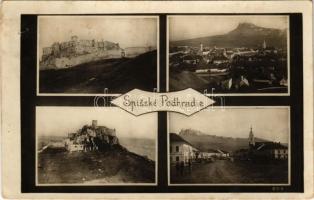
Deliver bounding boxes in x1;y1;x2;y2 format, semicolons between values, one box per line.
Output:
38;16;157;57
36;107;157;139
169;15;288;41
169;107;289;143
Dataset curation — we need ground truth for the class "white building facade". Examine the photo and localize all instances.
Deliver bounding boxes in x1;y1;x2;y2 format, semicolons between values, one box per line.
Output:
170;133;198;165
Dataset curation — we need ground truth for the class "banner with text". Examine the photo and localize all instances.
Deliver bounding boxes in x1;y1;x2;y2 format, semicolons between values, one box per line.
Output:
111;88;215;116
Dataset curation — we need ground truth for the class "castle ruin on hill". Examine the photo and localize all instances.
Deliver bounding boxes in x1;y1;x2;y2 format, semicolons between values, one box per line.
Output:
64;120;119;152
40;36;153;70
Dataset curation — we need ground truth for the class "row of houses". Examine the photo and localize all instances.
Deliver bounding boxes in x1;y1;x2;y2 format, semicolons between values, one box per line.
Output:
169;133;229;165
234;142;288;161
170;40;284;69
170;126;288;165
197;149;230;160
234;127;288;161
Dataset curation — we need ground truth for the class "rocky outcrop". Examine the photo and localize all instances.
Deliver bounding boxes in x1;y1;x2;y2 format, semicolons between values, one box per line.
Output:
39;36;122;70
65;120;119;152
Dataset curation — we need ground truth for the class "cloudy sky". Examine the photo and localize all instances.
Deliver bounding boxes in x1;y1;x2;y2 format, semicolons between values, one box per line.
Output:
38;16;157;57
169;107;289;143
169;15;288;41
36;107;157;139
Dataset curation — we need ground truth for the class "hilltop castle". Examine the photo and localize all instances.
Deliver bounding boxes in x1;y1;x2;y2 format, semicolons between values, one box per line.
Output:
40;36;153;70
42;36;121;60
64;120;119;152
40;36;122;69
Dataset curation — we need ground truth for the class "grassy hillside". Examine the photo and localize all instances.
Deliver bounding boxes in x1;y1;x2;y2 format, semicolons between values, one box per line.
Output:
119;137;156;161
38;145;155;184
39;50;157;94
169;70;209;92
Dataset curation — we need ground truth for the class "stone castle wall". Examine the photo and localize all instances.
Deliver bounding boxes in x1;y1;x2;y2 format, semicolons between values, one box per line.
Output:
40;36;155;70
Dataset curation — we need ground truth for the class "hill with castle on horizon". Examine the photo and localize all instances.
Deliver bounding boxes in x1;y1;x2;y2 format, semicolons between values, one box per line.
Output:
177;128;278;153
170;22;287;49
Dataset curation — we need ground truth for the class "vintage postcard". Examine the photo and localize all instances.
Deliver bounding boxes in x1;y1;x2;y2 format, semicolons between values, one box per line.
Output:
1;1;312;199
167;15;289;95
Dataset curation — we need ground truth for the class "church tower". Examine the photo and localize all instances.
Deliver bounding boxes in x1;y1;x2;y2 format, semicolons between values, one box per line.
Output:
249;126;255;147
262;40;267;49
92;120;98;129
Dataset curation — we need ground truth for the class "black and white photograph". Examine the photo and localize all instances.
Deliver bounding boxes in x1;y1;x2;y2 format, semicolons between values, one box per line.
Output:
168;15;289;94
9;8;305;196
38;16;158;95
36;107;157;185
168;107;290;184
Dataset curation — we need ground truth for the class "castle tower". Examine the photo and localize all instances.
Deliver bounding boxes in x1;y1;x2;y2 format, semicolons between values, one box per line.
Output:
92;120;98;129
71;35;78;42
249;126;255;147
200;43;203;52
262;40;267;49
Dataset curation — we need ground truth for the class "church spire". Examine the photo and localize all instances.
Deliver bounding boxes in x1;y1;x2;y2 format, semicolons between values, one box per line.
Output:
263;40;267;49
249;125;255;147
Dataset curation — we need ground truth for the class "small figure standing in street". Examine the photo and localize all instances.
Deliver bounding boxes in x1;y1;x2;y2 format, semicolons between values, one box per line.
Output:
175;161;180;176
188;159;192;174
180;161;184;176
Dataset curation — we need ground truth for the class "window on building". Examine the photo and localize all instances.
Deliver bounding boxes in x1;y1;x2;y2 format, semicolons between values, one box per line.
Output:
176;156;179;161
176;146;179;152
170;146;172;153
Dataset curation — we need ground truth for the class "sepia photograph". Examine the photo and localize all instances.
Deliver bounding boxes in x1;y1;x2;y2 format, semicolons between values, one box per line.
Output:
36;107;157;185
168;107;290;185
168;15;289;95
37;16;158;95
0;0;310;197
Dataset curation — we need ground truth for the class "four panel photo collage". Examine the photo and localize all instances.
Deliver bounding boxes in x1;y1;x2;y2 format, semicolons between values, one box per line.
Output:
20;14;303;193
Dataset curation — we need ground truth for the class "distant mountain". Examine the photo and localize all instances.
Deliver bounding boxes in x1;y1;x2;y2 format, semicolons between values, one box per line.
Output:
178;129;269;153
170;22;287;49
180;129;207;136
